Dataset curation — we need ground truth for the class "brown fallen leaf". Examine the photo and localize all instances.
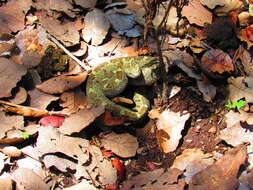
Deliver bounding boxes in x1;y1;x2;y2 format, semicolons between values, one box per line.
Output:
105;4;141;38
200;0;225;9
182;0;212;27
60;91;88;114
0;100;63;117
0;177;13;190
0;0;32;33
63;180;97;190
74;0;97;8
167;56;216;102
215;0;243;15
120;168;185;190
100;132;139;158
200;49;234;78
136;6;186;36
75;145;118;186
0;58;27;98
33;0;74;18
1;146;22;158
189;144;248;190
43;154;76;172
103;111;125;126
0;38;15;55
156;109;190;153
28;89;59;110
36;11;79;46
238;25;253;48
227;76;253;103
9;87;27;105
12;168;50;190
82;9;110;46
36;72;88;94
172;148;214;182
12;26;51;68
233;46;253;76
59;106;104;135
0;111;24;139
16;156;47;179
35;126;117;186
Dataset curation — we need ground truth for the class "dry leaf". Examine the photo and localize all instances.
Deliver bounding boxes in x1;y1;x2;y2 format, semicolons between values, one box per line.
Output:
1;146;22;157
12;168;50;190
75;145;118;186
103;111;125;126
220;110;253;166
120;168;185;190
156;109;190;153
74;0;97;8
60;91;88;114
0;153;5;173
0;177;13;190
0;0;31;33
9;87;27;105
233;46;253;76
86;37;138;66
105;5;141;37
36;11;79;46
33;0;74;18
100;132;138;158
0;100;62;117
17;157;46;179
215;0;243;15
43;154;76;172
36;126;117;186
36;72;88;94
182;0;212;27
13;26;51;68
172;148;214;182
200;0;225;9
36;126;90;162
63;180;97;190
238;25;253;48
196;78;217;102
0;58;27;98
238;11;253;27
0;38;15;55
228;77;253;103
82;9;110;46
189;144;247;190
200;49;234;76
28;89;59;110
59;106;104;135
0;111;24;139
173;60;216;102
136;6;186;36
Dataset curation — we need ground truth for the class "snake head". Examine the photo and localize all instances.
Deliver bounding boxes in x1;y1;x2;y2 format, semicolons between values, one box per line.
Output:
140;58;160;85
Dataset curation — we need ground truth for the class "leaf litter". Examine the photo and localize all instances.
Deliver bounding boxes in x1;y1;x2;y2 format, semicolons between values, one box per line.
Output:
1;0;253;189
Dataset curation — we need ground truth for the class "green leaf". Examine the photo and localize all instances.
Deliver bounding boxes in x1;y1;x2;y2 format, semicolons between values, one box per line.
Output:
235;100;245;109
225;100;245;110
225;100;235;109
21;132;30;139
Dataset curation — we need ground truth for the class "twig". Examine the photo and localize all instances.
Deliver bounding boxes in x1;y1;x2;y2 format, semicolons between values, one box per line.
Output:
47;34;92;71
154;0;174;102
186;34;213;50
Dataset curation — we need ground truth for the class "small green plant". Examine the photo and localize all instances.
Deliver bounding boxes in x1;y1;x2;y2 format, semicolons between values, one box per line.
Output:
225;100;245;110
21;132;30;139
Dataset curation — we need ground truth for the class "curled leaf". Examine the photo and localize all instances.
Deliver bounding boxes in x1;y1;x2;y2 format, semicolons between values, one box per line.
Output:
36;72;88;94
200;49;234;78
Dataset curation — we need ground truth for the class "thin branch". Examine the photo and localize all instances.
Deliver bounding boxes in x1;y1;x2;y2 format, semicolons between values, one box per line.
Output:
47;34;92;71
